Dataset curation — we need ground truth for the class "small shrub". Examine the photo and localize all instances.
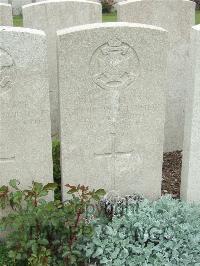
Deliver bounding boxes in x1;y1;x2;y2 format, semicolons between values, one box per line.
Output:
101;0;115;13
84;196;200;265
100;192;144;219
193;0;200;9
0;244;13;265
0;180;105;265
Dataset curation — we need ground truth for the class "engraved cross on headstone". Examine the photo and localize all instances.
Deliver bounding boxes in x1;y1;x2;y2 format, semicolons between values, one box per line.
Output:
94;132;133;186
92;38;139;188
94;88;133;187
94;132;133;159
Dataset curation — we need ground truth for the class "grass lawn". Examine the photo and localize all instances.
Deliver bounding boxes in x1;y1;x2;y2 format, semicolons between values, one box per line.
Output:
102;11;117;22
13;15;23;27
196;10;200;24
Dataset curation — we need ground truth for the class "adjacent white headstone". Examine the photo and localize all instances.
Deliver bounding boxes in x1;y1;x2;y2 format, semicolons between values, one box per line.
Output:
58;23;168;200
0;27;53;194
117;0;195;152
181;25;200;202
23;0;102;139
0;4;12;26
11;0;31;15
0;0;8;4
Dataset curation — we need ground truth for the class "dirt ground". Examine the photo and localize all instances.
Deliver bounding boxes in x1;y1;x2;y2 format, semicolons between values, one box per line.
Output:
162;151;182;199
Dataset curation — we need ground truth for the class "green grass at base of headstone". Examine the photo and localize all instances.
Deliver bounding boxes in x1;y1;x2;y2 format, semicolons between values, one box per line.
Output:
102;11;117;22
13;15;23;27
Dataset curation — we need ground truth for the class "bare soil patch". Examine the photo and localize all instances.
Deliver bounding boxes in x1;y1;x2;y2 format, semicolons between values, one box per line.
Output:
162;151;182;199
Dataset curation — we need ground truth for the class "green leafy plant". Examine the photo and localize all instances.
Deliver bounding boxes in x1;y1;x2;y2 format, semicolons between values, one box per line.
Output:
0;180;105;265
193;0;200;9
52;140;61;200
0;243;13;265
84;196;200;265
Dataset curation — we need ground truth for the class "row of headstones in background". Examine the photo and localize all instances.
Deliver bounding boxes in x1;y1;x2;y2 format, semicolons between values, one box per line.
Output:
23;0;102;138
0;0;100;16
0;1;36;25
0;3;12;25
0;23;167;203
0;0;8;3
12;0;32;15
22;0;195;153
0;0;31;15
0;0;41;16
0;27;53;192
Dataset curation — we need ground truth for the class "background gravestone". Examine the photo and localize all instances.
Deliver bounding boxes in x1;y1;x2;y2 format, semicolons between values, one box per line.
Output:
0;27;53;203
23;0;102;139
0;0;8;4
181;25;200;202
117;0;195;152
0;3;12;25
58;22;168;200
11;0;32;15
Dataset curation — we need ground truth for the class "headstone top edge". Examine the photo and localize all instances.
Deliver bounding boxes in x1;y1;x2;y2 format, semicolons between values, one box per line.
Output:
0;26;46;36
22;0;101;10
117;0;195;7
0;3;12;7
193;25;200;32
57;22;167;36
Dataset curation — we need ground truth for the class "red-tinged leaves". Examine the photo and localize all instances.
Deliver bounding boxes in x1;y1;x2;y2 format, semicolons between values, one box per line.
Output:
65;184;76;189
43;183;58;191
0;178;106;265
0;185;9;197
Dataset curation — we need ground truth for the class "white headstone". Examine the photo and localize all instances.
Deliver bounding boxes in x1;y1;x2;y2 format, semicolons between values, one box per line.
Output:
58;22;168;200
117;0;195;152
0;0;8;4
11;0;31;15
181;25;200;202
0;27;53;193
23;0;102;139
0;4;12;26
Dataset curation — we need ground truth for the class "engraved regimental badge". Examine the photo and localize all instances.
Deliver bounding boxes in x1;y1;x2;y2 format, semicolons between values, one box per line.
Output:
90;38;140;90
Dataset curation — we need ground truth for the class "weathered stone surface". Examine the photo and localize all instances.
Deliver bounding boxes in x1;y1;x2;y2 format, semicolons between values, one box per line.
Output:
12;0;31;15
0;0;8;4
117;0;195;152
181;25;200;202
0;4;12;26
0;27;53;195
58;23;168;200
23;0;102;139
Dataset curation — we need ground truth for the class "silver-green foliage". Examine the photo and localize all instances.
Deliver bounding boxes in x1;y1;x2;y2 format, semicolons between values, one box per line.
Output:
84;196;200;265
